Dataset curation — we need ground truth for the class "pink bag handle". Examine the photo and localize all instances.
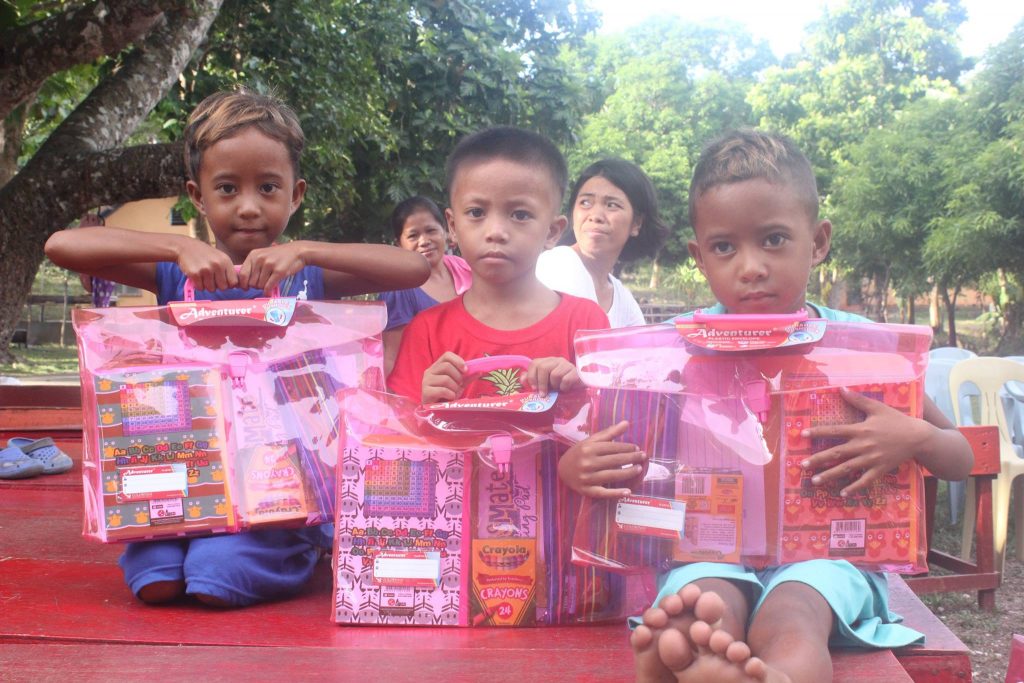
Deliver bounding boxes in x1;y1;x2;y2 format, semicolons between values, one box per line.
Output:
181;265;282;302
462;354;532;376
691;310;809;324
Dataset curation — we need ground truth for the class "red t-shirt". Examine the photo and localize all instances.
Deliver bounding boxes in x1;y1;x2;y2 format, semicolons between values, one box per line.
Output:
387;293;609;401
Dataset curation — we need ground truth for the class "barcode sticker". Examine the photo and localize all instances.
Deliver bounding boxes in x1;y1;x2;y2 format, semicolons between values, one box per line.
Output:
615;495;685;539
677;473;709;496
829;518;866;554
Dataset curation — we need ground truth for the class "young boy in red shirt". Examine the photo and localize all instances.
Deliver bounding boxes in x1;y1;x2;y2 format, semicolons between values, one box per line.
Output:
388;127;608;403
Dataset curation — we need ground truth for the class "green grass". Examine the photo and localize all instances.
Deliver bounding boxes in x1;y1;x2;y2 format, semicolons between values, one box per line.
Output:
1;344;80;376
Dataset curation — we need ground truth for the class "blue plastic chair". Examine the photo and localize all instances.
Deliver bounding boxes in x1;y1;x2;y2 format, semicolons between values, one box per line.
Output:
929;346;977;361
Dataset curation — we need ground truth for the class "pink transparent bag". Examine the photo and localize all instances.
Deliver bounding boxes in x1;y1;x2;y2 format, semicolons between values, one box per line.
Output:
332;356;657;626
73;286;385;542
571;312;931;575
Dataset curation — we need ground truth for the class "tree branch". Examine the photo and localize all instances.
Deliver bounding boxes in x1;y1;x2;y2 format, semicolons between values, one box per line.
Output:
47;0;225;155
0;0;188;120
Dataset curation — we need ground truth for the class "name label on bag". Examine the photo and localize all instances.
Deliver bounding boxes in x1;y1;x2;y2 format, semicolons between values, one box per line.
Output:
118;463;188;501
615;495;685;539
372;551;441;587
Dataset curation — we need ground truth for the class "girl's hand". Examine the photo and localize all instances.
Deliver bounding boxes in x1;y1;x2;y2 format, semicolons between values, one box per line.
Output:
422;352;467;404
239;243;306;293
527;357;580;397
557;421;646;499
177;240;238;292
800;387;931;496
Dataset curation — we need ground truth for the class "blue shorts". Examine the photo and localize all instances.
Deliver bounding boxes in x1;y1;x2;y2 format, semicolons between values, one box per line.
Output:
632;560;924;649
119;527;322;607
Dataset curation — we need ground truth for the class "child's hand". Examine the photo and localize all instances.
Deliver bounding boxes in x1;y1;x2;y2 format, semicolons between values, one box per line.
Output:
527;357;579;397
800;387;932;496
422;352;467;404
239;243;305;293
558;421;646;499
177;240;238;292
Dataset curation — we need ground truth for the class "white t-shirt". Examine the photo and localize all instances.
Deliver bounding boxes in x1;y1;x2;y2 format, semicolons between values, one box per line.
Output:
536;245;645;328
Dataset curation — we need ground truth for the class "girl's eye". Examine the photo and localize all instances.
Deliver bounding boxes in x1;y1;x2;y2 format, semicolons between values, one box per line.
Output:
607;201;622;210
764;233;788;248
511;210;531;221
577;198;593;209
710;241;734;255
466;208;484;218
217;184;237;195
260;183;279;193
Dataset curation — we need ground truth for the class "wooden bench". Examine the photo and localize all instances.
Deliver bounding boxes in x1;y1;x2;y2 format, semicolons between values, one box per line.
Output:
0;384;971;682
906;425;1002;610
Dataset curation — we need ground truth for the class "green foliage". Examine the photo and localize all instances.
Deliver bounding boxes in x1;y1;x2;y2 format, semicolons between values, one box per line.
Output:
567;18;771;263
749;0;969;193
831;96;969;298
141;0;598;244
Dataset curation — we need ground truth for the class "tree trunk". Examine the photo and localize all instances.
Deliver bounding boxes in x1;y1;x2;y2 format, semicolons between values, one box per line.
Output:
996;299;1024;355
0;0;222;363
929;283;942;332
0;0;186;121
648;251;661;290
941;287;959;348
827;269;844;309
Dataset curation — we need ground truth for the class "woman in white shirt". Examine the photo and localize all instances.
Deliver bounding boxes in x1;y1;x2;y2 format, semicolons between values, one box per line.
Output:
537;159;668;327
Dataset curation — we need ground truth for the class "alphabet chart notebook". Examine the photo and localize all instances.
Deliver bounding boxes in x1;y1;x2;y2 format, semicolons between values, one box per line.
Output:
91;365;232;541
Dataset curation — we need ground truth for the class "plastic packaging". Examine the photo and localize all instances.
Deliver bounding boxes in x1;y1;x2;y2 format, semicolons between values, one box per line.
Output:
74;285;385;542
571;313;931;574
332;355;655;626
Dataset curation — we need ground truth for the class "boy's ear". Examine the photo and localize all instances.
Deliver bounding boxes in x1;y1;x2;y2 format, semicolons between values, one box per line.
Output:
290;179;307;215
186;180;205;215
444;207;458;244
687;239;707;276
811;219;832;266
545;214;568;249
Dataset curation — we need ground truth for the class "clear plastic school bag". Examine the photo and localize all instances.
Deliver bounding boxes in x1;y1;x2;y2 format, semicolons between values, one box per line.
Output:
332;356;658;626
74;284;385;542
571;312;931;575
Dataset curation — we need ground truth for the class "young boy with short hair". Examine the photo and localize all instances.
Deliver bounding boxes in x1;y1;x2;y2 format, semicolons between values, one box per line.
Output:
387;126;608;403
46;87;429;607
560;130;973;682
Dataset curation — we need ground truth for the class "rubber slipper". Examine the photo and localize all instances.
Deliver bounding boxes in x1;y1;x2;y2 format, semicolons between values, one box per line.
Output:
7;437;74;475
0;446;44;479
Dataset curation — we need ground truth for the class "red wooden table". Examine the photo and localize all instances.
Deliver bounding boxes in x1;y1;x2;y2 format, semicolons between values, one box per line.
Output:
0;385;971;682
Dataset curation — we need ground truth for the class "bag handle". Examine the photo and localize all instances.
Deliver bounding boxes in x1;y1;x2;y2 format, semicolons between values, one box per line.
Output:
181;265;282;302
461;354;532;377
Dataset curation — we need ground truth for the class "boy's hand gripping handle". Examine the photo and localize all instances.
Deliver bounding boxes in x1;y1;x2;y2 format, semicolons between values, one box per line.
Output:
181;265;282;302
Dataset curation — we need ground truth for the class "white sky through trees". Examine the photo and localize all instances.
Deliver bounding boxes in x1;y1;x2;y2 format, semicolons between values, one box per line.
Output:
588;0;1023;60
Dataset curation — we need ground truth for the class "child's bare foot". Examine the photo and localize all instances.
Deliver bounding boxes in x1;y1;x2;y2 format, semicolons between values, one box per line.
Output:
668;619;793;683
632;583;727;682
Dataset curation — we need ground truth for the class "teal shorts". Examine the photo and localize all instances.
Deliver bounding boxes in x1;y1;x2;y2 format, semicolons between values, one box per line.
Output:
631;560;924;650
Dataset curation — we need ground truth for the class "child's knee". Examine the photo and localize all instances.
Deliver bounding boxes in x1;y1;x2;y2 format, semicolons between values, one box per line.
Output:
756;582;834;633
